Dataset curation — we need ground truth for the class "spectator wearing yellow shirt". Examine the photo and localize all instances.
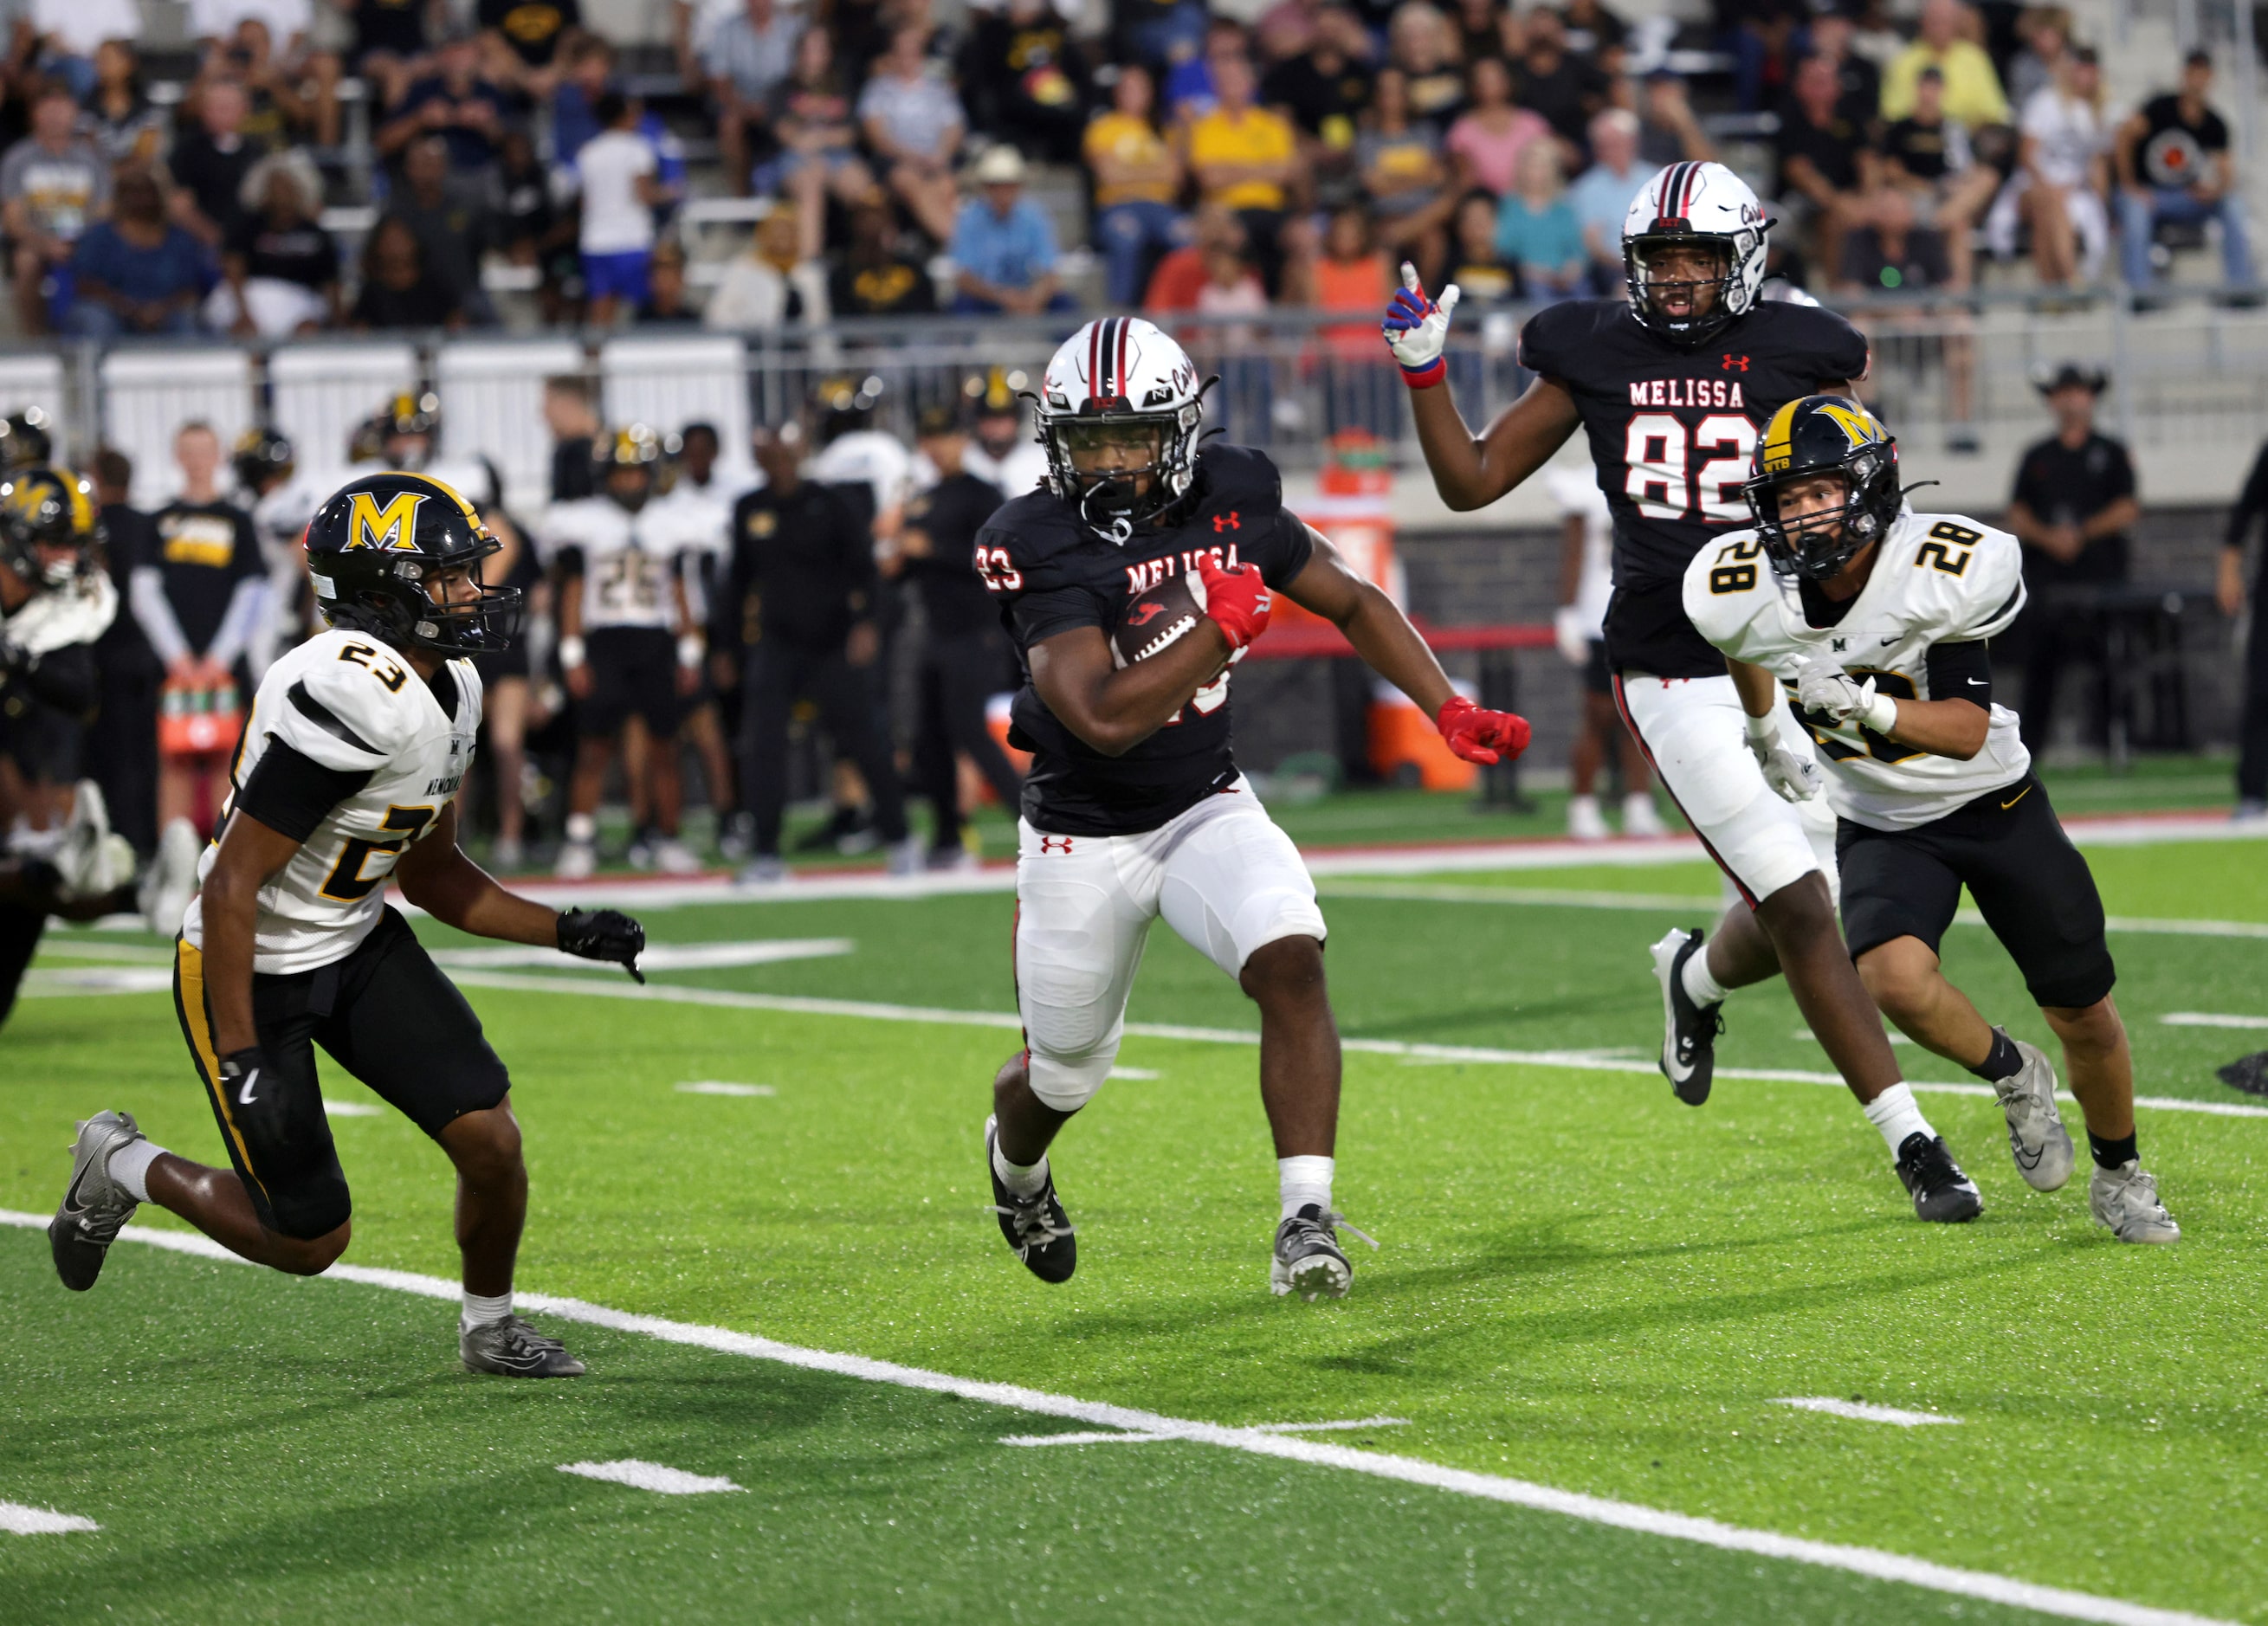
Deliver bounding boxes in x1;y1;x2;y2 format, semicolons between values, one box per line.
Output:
1880;0;2009;131
1184;53;1303;294
1087;65;1186;306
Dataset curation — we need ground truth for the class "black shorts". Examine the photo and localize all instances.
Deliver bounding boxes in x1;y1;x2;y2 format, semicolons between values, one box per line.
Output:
0;693;81;781
1836;775;2116;1010
1582;638;1612;697
172;907;511;1240
581;625;683;738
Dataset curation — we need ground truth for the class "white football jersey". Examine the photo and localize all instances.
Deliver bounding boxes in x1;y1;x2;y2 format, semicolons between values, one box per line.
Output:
183;629;483;974
913;436;1048;498
807;430;911;519
1548;466;1613;639
538;498;696;631
1683;507;2030;831
3;568;116;655
638;480;733;623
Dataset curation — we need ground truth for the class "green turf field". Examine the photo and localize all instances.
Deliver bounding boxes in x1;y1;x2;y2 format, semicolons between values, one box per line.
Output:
4;823;2265;1623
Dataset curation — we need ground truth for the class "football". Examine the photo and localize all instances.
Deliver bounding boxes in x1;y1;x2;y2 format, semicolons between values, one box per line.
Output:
1111;570;1206;667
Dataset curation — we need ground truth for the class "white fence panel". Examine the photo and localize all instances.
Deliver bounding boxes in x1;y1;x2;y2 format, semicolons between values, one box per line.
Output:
270;344;418;474
599;336;748;452
435;339;585;513
98;349;254;507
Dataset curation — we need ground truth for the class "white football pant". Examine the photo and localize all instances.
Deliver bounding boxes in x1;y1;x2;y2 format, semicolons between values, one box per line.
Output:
1613;674;1838;908
1015;781;1328;1111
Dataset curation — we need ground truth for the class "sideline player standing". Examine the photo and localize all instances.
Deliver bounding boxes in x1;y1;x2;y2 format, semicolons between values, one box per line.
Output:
47;471;650;1373
1686;397;2176;1238
979;317;1530;1298
1384;161;1977;1222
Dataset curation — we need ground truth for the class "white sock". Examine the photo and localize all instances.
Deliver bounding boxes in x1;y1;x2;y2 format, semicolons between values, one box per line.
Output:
565;812;596;845
1861;1083;1935;1157
462;1289;513;1332
991;1139;1048;1199
109;1138;164;1202
1681;943;1729;1008
1278;1154;1334;1220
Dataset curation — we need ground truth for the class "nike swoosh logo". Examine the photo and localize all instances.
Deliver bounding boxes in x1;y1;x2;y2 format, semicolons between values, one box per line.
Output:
237;1068;260;1107
2001;785;2032;810
61;1163;91;1217
1967;678;1987;687
1880;636;1899;645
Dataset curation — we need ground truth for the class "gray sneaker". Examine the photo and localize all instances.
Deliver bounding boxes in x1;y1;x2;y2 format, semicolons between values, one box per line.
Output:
1993;1033;2075;1191
2089;1161;2180;1244
1270;1204;1377;1300
461;1314;587;1377
50;1110;145;1291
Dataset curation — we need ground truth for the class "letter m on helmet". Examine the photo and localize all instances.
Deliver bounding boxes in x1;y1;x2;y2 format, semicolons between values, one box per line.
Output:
346;489;426;551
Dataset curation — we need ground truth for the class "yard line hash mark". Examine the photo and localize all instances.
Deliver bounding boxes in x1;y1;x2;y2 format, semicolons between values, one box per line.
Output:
2161;1012;2268;1029
1004;1416;1412;1446
675;1081;776;1096
1772;1397;1962;1427
0;1211;2230;1626
323;1101;382;1117
557;1461;744;1495
0;1501;100;1534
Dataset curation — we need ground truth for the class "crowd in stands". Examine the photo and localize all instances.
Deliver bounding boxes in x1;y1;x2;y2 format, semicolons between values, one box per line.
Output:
0;0;2251;343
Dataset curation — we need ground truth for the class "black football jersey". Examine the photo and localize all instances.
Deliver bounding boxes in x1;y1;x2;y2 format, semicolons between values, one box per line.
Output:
979;444;1314;836
1518;297;1871;679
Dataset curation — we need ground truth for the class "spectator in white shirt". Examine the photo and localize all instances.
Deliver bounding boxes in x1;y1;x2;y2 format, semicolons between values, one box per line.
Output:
29;0;142;100
705;202;831;330
1987;45;2110;287
856;25;961;242
705;0;801;198
576;91;660;324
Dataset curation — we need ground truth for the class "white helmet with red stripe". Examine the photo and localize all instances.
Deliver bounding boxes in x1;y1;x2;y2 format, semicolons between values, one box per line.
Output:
1038;315;1204;543
1621;160;1769;348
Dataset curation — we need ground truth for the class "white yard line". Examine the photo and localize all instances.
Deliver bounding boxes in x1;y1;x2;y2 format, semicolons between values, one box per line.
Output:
1771;1398;1961;1428
0;1210;2227;1626
1005;1416;1412;1447
0;1500;99;1534
557;1461;743;1495
323;1101;381;1118
431;970;2268;1121
675;1081;775;1097
2162;1013;2268;1030
430;939;853;971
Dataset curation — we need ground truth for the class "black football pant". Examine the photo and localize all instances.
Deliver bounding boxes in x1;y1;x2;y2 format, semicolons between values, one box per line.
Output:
2240;571;2268;803
87;660;159;855
740;641;908;858
914;632;1024;850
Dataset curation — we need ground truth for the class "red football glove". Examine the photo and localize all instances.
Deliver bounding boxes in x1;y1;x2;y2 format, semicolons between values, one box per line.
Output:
1436;694;1531;765
1198;557;1273;650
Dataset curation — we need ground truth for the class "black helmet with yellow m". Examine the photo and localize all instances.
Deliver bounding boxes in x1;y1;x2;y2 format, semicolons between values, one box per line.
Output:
0;465;102;591
1742;395;1903;581
303;470;520;655
592;423;663;512
234;425;295;494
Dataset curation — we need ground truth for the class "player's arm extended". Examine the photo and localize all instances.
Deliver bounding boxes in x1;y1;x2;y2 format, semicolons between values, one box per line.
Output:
200;812;307;1054
1281;527;1453;713
1870;694;1990;759
1408;374;1583;512
1027;622;1233;758
394;803;570;945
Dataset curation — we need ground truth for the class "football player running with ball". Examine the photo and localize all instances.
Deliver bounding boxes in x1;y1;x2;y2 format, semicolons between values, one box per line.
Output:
1386;161;1982;1223
1685;397;2176;1239
979;317;1529;1299
47;472;652;1373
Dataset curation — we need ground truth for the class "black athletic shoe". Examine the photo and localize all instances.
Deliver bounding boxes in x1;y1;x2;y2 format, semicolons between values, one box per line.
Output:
1894;1132;1984;1223
460;1315;586;1377
50;1110;145;1291
985;1115;1076;1283
1650;928;1724;1107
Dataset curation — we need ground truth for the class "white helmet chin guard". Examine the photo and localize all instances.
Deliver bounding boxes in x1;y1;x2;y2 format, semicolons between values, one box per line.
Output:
1038;316;1204;543
1621;160;1770;348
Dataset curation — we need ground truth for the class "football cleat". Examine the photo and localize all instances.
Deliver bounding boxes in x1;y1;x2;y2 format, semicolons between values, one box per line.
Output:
554;840;597;881
1270;1205;1377;1300
461;1314;586;1377
55;781;133;900
653;838;703;875
1992;1032;2075;1192
1894;1132;1983;1223
49;1110;145;1291
1651;928;1723;1106
984;1114;1076;1283
140;817;203;936
2089;1160;2180;1244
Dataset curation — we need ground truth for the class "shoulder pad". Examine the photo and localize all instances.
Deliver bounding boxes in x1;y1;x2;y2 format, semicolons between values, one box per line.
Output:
978;487;1087;573
1515;298;1619;377
1191;444;1283;518
1761;301;1871;381
1681;529;1774;653
1908;513;2025;639
3;572;117;655
268;631;417;771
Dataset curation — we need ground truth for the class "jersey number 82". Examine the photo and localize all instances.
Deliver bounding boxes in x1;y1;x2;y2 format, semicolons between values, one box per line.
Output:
1625;414;1758;524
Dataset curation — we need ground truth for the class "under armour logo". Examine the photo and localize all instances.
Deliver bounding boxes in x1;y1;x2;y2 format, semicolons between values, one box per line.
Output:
1722;354;1749;371
1212;513;1240;532
1040;836;1074;855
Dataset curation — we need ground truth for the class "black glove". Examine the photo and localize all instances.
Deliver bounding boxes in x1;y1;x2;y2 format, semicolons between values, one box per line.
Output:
216;1046;275;1112
558;908;645;983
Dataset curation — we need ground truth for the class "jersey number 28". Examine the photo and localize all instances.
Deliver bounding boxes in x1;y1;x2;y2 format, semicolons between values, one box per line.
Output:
1625;414;1758;524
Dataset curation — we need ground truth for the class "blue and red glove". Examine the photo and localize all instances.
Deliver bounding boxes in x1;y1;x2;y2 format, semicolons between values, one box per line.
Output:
1435;695;1531;765
1197;556;1273;650
1381;261;1463;390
